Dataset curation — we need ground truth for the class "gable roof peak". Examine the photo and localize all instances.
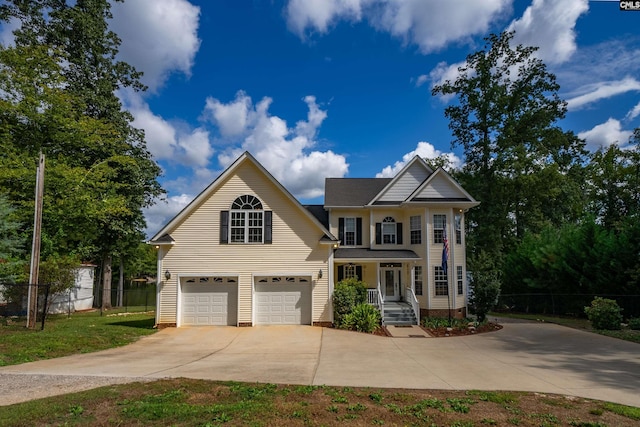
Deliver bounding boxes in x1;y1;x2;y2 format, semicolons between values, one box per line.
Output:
368;155;434;205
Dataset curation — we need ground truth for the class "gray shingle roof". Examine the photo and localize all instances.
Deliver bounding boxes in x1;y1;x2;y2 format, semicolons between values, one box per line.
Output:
304;204;329;229
334;248;420;260
325;178;392;207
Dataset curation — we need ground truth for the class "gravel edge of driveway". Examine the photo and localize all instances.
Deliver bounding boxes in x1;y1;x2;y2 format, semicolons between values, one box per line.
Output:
0;373;156;406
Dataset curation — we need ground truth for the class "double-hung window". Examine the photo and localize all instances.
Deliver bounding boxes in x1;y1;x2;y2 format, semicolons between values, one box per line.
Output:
338;217;361;246
433;214;446;244
414;266;423;296
410;215;421;244
455;213;462;244
344;217;356;246
457;266;464;295
434;266;448;296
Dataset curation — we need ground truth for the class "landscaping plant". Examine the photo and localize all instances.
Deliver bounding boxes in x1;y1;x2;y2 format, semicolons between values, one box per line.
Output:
584;297;623;330
341;302;381;333
332;277;367;328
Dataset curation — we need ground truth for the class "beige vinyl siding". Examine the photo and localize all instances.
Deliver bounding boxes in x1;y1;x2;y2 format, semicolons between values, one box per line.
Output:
158;160;330;325
416;173;463;199
377;162;431;202
427;208;465;310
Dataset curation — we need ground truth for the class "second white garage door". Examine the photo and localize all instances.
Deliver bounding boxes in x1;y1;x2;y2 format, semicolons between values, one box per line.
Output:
254;276;312;325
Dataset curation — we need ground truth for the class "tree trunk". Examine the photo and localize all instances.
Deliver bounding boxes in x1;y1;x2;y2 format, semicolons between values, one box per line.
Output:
117;255;124;307
102;254;112;309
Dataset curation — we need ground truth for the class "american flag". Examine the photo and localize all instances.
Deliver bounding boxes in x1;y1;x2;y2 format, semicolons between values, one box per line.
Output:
442;226;449;273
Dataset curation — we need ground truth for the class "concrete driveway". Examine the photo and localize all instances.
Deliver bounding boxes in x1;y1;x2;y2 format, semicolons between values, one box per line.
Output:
1;319;639;407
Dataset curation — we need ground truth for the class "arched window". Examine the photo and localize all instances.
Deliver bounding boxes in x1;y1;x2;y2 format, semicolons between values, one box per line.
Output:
382;216;396;244
230;195;264;243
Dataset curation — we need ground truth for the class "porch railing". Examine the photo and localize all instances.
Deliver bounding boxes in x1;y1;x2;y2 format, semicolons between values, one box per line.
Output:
377;286;384;326
367;289;379;307
406;287;420;325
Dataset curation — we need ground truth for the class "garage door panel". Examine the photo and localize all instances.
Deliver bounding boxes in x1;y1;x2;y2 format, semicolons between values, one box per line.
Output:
254;278;311;325
181;279;237;326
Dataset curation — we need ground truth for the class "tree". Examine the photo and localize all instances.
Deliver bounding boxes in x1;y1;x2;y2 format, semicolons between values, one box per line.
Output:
0;0;164;309
586;135;640;229
0;194;26;286
433;31;587;264
467;251;501;322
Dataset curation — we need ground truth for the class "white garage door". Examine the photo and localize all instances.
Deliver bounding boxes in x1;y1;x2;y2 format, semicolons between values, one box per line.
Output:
181;277;238;326
254;276;312;325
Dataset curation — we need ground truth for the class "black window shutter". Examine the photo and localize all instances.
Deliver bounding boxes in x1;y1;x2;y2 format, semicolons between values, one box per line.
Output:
356;265;363;281
337;265;344;282
356;218;362;245
375;223;382;244
397;222;403;245
338;217;344;243
220;211;229;244
264;211;273;244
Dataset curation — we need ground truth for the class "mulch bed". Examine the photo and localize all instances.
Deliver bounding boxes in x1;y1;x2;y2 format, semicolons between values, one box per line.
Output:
422;322;503;337
373;322;503;337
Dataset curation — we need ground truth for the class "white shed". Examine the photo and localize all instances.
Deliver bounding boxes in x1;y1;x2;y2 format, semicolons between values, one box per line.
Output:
48;264;96;314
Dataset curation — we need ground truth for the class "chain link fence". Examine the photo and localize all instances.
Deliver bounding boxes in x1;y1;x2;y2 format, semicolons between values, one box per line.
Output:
1;282;156;320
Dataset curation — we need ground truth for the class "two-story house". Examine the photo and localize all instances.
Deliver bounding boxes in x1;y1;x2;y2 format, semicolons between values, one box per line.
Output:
149;152;478;328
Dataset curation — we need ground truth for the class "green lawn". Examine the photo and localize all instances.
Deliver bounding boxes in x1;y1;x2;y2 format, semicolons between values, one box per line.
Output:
2;379;639;426
0;309;156;366
491;312;640;343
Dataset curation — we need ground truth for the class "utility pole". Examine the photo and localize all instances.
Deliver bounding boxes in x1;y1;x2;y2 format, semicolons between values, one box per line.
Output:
27;153;45;329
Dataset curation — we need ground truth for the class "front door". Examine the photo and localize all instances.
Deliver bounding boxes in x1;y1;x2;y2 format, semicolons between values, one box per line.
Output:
382;268;401;302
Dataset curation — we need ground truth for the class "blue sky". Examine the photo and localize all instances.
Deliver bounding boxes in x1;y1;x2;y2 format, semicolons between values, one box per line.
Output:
4;1;639;236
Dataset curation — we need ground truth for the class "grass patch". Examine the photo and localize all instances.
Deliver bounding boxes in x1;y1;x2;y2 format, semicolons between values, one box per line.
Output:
490;312;640;343
603;402;640;420
0;310;156;366
1;379;639;427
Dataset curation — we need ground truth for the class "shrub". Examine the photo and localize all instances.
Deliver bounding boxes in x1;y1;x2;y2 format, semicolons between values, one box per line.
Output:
584;297;623;330
468;270;501;322
332;278;367;328
341;303;381;333
627;317;640;330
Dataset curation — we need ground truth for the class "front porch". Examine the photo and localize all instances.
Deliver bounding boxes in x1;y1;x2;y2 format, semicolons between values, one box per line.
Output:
334;248;422;326
367;289;419;326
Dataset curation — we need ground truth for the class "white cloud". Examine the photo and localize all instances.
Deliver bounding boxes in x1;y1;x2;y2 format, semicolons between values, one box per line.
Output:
428;60;467;101
207;93;349;199
508;0;588;64
414;74;428;87
566;77;640;111
556;39;640;90
120;89;214;167
110;0;201;91
578;118;633;151
204;91;252;138
376;142;462;178
626;102;640;121
369;0;511;54
286;0;511;53
286;0;364;36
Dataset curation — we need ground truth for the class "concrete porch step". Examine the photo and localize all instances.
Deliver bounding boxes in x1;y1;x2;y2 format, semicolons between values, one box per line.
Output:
382;302;417;326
